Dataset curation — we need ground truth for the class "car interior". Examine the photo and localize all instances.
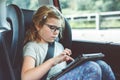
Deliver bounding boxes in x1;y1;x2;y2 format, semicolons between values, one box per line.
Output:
0;3;72;80
0;0;120;80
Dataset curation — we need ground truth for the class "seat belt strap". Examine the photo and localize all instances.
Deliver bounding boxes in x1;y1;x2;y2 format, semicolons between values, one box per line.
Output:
44;42;55;61
41;42;55;80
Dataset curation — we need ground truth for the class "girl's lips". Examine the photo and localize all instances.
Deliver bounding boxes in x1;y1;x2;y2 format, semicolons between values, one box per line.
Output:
52;37;56;39
52;36;57;38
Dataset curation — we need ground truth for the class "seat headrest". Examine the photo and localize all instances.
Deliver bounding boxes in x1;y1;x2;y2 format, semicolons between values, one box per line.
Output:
7;4;24;66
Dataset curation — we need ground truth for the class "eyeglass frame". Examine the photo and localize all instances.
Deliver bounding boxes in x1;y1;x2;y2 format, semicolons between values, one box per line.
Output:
44;23;62;32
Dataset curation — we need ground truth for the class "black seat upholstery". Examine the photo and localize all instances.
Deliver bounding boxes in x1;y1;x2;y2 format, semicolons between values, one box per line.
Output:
6;4;24;80
0;4;24;80
0;39;3;79
7;4;24;66
59;19;72;49
0;30;15;80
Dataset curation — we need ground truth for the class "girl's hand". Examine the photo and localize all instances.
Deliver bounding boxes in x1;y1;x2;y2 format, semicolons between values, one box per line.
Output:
53;48;74;65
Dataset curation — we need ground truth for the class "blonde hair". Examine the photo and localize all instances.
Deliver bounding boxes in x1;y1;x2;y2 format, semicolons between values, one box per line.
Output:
24;5;65;44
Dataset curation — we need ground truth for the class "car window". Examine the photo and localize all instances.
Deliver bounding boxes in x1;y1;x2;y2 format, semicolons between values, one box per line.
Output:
59;0;120;43
7;0;39;10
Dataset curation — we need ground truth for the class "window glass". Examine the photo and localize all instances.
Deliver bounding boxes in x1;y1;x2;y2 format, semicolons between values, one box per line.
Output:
7;0;39;10
59;0;120;43
59;0;120;29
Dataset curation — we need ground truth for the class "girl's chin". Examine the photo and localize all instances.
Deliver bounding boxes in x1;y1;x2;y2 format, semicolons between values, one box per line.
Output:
48;40;55;43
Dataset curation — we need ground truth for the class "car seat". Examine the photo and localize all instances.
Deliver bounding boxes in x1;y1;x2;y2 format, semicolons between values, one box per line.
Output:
0;4;72;80
0;4;24;80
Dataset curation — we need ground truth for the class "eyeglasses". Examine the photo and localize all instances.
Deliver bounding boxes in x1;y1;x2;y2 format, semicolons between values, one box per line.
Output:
45;24;62;32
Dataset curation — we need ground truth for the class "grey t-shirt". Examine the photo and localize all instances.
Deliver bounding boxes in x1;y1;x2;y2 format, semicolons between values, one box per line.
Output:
23;41;67;80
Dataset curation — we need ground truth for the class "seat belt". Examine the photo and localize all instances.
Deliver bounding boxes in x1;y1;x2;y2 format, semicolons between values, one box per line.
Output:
41;42;55;80
44;42;55;61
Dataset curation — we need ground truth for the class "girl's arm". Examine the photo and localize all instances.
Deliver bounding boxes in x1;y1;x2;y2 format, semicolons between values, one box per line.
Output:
21;56;55;80
21;48;73;80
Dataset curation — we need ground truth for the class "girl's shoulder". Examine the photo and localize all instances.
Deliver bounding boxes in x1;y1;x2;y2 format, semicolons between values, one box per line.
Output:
24;41;49;49
24;41;38;47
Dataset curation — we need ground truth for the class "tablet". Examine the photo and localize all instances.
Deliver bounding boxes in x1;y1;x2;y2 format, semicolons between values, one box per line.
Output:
50;52;105;80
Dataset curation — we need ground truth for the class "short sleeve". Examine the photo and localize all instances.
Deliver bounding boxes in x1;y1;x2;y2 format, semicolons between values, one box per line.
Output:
23;43;36;60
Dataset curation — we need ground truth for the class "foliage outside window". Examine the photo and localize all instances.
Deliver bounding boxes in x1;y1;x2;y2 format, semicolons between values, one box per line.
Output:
59;0;120;29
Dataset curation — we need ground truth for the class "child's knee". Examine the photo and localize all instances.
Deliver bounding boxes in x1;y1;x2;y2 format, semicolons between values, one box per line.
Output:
81;61;102;74
80;61;102;80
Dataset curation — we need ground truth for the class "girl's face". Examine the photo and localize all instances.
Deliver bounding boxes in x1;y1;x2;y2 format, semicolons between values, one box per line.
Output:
37;18;62;43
